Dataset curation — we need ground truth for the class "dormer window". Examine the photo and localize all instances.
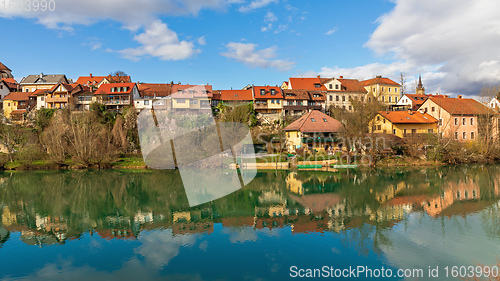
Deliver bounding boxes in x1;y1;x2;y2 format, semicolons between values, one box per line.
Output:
323;118;327;122
335;84;339;90
329;84;332;89
314;84;321;88
311;118;316;122
260;89;265;95
111;88;115;92
270;89;276;95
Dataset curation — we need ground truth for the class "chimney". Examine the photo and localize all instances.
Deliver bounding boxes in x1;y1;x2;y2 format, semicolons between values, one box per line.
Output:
376;75;382;78
457;95;462;99
408;109;413;115
339;76;343;79
39;73;43;78
317;75;321;78
90;73;93;78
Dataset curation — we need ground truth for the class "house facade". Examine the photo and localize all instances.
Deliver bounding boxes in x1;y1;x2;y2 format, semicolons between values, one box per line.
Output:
323;77;367;111
212;89;253;108
76;73;132;88
395;94;428;111
420;96;498;141
252;85;283;121
136;83;172;110
94;83;139;110
361;76;401;105
0;79;18;100
283;89;323;116
3;92;34;121
19;73;69;93
371;110;438;138
283;110;344;153
171;84;213;114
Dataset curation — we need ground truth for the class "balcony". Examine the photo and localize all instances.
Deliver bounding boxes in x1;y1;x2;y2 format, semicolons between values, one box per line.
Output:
103;100;130;105
284;104;322;111
46;96;69;103
302;136;337;143
254;103;267;108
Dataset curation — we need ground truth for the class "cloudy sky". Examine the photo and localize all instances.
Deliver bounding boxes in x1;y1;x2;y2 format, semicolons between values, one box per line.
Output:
1;0;499;96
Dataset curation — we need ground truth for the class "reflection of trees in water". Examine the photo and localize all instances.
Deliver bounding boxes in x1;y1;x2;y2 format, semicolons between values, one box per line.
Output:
0;227;9;248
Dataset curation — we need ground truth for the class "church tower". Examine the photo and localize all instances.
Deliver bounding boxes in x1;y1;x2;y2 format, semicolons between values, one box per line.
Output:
416;75;425;95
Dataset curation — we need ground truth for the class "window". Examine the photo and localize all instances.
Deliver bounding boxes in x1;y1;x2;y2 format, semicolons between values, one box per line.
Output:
412;129;417;134
455;132;459;139
393;129;396;134
260;89;265;95
323;118;327;122
270;89;276;95
271;99;275;104
439;118;443;126
373;87;375;92
335;84;339;90
177;99;186;103
41;97;44;101
395;88;398;92
428;129;433;133
383;118;386;123
462;118;466;126
470;118;474;126
311;118;316;122
381;96;385;102
382;87;385;91
403;129;407;134
431;107;435;112
377;125;381;130
424;108;428;113
329;95;332;101
388;96;392;102
7;103;10;106
395;97;398;102
0;85;2;89
111;88;115;92
336;95;339;102
329;84;332;89
456;191;460;199
377;116;380;121
471;131;475;140
349;105;352;111
190;99;198;104
144;100;150;105
26;89;29;92
277;100;280;104
342;96;345;102
388;87;391;92
455;118;458;126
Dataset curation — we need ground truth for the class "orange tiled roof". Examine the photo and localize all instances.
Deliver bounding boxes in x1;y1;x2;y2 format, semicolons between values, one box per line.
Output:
219;89;253;101
2;78;17;84
361;77;400;86
379;111;437;124
289;77;327;91
337;78;368;93
253;85;283;99
283;89;310;100
137;83;172;97
404;94;428;106
427;97;496;116
94;83;136;95
4;91;31;101
29;88;50;97
283;110;343;133
76;75;108;86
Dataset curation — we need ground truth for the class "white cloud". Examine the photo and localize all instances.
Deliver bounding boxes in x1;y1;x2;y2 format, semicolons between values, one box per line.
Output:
119;20;200;61
221;42;294;71
197;36;206;46
83;37;102;51
264;11;278;22
317;0;500;96
325;28;336;35
238;0;278;12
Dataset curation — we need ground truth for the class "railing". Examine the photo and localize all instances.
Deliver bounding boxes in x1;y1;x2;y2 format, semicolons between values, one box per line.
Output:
301;137;337;143
284;105;322;111
46;96;69;103
254;103;267;108
103;100;130;105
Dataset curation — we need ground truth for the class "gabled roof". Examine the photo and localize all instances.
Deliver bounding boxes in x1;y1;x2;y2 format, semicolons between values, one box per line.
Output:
289;77;327;91
218;89;253;101
283;110;343;133
427;97;496;115
253;85;283;99
4;91;31;101
137;83;172;97
29;88;50;97
0;62;11;72
403;94;428;107
361;77;400;86
49;83;79;93
283;89;310;100
94;83;136;95
1;78;16;84
0;79;18;91
20;74;68;85
378;111;438;124
75;75;108;86
337;78;368;93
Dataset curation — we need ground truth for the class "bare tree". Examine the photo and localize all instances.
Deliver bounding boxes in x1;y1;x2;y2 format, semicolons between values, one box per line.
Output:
399;72;407;97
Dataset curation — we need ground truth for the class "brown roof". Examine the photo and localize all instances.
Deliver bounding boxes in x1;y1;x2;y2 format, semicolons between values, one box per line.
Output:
218;89;253;101
283;89;310;100
94;83;136;95
0;62;11;72
75;75;108;86
137;83;172;97
283;110;344;133
337;78;368;93
29;88;50;97
427;97;496;116
378;111;438;124
361;77;400;86
4;91;31;101
289;77;327;91
11;109;27;115
404;94;428;107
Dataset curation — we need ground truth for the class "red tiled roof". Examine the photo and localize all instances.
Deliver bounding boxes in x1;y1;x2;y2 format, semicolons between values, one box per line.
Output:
283;110;344;133
378;111;438;124
2;78;17;84
361;77;400;86
75;75;108;86
137;83;172;97
29;88;49;97
427;97;496;116
0;62;11;72
289;77;327;91
4;91;31;101
283;89;310;100
11;109;27;115
218;89;253;101
404;94;428;106
337;78;368;93
94;83;136;95
50;83;80;93
253;85;283;99
171;84;213;98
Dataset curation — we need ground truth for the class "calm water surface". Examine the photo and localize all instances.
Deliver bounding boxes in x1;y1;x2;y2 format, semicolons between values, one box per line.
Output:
1;166;500;280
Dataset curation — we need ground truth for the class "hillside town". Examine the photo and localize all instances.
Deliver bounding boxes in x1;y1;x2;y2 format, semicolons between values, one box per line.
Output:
0;61;499;165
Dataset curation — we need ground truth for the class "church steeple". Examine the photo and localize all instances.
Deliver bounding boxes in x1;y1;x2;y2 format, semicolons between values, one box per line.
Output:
416;75;425;95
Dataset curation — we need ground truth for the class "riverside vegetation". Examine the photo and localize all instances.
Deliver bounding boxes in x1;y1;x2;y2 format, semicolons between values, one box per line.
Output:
1;95;500;170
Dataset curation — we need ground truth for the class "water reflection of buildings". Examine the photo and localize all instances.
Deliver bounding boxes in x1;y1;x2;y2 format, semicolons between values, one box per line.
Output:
423;179;481;217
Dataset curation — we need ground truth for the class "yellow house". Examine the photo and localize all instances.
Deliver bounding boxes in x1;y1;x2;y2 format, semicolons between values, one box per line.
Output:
171;84;212;114
371;110;438;138
361;76;401;105
19;73;69;93
3;91;33;121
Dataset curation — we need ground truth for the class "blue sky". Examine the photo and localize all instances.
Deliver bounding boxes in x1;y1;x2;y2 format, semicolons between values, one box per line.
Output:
1;0;500;96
